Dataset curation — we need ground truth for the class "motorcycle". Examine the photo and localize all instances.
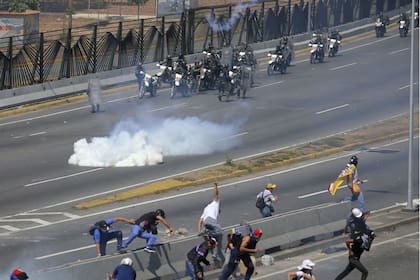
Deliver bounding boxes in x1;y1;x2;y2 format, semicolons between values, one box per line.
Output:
139;73;159;98
309;41;324;64
156;63;174;87
375;18;386;37
327;37;340;57
198;67;214;91
267;52;287;75
218;66;241;102
170;72;190;98
415;11;419;28
399;20;408;37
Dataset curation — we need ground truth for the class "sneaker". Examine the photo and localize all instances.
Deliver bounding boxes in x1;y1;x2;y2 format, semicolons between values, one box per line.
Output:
144;247;156;253
117;248;127;254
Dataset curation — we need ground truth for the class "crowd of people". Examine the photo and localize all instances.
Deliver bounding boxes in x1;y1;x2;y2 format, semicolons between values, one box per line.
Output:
11;155;372;279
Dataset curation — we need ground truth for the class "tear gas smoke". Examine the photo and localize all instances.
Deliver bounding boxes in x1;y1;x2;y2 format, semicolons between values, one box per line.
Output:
207;0;258;32
68;116;243;167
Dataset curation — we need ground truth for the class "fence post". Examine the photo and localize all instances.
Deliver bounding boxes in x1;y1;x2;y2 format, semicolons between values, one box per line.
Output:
210;8;214;47
187;9;195;54
65;28;71;78
181;11;187;56
287;0;291;35
228;5;232;46
260;2;265;41
140;19;144;63
246;7;251;45
39;33;44;83
161;16;165;61
92;25;97;73
117;21;123;69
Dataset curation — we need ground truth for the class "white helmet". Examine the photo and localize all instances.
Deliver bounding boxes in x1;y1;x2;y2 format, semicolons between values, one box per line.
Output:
120;257;133;266
352;208;363;218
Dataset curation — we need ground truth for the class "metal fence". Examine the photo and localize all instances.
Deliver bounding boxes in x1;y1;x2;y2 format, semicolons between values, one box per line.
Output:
0;0;411;90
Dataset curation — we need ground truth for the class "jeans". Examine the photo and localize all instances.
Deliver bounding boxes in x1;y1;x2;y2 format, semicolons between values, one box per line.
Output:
122;224;157;249
185;260;203;280
260;205;272;218
240;254;254;280
343;191;365;212
335;256;368;280
219;248;240;280
203;219;225;265
99;230;123;256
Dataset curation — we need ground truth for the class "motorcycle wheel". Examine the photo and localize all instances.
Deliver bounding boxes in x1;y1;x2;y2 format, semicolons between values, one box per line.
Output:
280;64;287;74
310;53;315;64
267;64;274;76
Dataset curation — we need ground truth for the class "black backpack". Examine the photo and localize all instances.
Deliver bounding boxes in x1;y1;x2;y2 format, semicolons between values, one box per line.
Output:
255;191;267;209
89;220;107;235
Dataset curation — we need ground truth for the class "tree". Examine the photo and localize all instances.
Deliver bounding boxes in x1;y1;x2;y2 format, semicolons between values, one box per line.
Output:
128;0;149;21
8;0;40;12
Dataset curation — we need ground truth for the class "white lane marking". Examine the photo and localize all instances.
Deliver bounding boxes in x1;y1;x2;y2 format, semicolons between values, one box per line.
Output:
389;48;409;55
36;244;96;260
0;225;20;231
217;132;248;141
399;82;418;90
255;81;284;88
12;135;24;139
0;218;50;226
24;168;104;187
330;62;357;71
254;232;419;279
18;212;81;219
316;104;349;115
149;103;187;112
29;131;47;136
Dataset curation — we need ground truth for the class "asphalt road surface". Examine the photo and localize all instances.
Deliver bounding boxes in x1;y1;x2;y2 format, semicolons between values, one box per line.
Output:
0;27;419;277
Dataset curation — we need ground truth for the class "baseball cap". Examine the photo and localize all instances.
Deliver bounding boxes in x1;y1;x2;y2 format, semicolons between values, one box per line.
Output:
253;228;263;237
16;272;28;280
266;183;277;189
297;259;315;270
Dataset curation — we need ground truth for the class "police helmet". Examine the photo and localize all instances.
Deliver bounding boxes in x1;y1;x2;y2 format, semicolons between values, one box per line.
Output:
121;257;133;266
155;209;165;218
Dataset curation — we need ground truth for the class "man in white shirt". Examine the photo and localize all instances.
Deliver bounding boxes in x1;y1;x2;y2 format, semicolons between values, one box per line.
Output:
257;183;279;218
197;182;225;267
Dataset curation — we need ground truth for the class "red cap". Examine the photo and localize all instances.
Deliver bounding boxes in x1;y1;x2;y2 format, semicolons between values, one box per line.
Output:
13;269;23;276
253;228;263;236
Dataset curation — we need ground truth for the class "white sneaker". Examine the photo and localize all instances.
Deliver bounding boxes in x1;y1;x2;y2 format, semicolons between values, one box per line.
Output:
144;247;156;253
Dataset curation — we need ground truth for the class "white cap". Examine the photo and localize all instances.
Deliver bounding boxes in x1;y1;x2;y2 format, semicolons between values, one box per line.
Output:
120;257;133;266
297;259;315;270
352;208;363;218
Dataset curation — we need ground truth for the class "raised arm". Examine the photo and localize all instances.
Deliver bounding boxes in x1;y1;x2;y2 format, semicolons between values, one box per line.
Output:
213;182;219;202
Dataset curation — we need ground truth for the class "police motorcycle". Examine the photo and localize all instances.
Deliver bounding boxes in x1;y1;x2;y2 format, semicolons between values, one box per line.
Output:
218;65;240;102
309;33;324;64
198;52;216;91
327;31;341;57
233;45;257;85
415;8;419;28
375;15;387;37
170;66;190;98
156;56;174;87
267;48;287;75
139;73;159;98
398;14;409;37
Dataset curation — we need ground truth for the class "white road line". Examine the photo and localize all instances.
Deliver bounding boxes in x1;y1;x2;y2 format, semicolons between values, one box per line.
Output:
255;81;284;88
12;135;24;139
316;104;349;114
0;218;51;226
329;62;357;71
35;244;96;260
29;131;47;136
254;232;419;279
217;132;249;141
24;168;104;187
399;82;417;90
0;225;20;231
298;185;348;199
389;48;410;55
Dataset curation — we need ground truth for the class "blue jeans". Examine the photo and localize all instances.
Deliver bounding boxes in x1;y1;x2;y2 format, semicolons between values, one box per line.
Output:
99;230;123;256
260;205;272;218
185;260;203;280
122;224;157;249
240;254;254;280
219;248;240;280
343;191;365;212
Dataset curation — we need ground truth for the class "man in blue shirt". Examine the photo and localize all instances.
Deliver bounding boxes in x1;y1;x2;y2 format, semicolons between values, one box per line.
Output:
90;216;134;257
112;257;136;280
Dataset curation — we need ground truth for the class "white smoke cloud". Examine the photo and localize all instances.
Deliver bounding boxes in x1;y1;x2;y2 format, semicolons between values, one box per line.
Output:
68;116;243;167
207;0;258;32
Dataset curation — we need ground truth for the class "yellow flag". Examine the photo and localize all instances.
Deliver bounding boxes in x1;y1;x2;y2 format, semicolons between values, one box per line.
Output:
328;164;356;196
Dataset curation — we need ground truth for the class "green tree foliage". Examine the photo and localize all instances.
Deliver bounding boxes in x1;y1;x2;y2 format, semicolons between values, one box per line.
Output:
8;0;40;12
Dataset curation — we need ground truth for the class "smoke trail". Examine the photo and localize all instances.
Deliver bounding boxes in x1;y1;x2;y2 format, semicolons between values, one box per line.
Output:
68;116;243;167
207;0;258;32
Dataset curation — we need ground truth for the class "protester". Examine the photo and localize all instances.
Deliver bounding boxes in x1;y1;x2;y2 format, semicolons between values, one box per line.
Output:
287;259;316;280
219;227;243;280
239;228;263;280
111;257;136;280
342;156;367;213
256;183;279;217
185;237;217;280
197;182;225;266
122;209;174;253
89;216;134;257
10;269;29;280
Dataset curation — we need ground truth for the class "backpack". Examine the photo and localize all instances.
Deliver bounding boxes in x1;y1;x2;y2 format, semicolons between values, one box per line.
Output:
255;191;267;209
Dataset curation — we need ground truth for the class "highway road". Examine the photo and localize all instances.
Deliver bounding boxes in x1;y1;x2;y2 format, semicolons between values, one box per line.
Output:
0;27;418;277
